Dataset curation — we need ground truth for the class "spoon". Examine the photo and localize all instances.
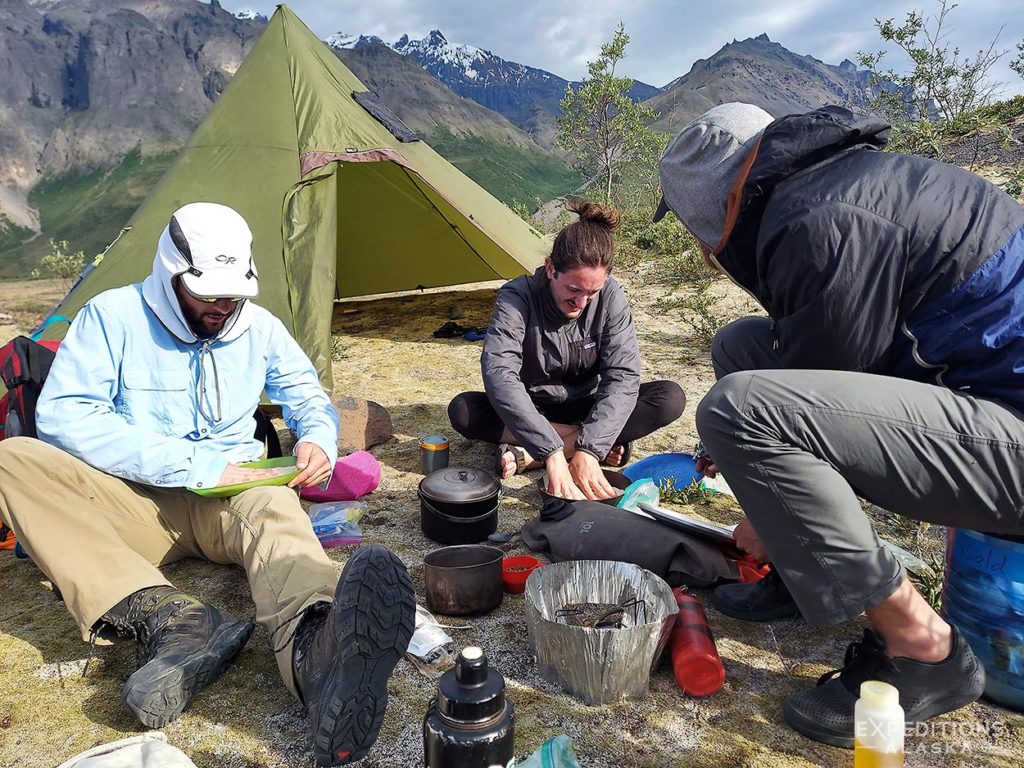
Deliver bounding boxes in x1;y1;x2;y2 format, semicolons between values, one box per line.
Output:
487;531;520;544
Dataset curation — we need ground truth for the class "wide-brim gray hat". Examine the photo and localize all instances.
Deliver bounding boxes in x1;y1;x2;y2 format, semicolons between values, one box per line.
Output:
654;103;773;248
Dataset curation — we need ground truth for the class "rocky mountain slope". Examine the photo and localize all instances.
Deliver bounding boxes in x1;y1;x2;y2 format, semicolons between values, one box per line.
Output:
0;0;574;276
647;33;880;133
0;0;262;228
335;41;536;149
333;29;659;150
336;41;579;210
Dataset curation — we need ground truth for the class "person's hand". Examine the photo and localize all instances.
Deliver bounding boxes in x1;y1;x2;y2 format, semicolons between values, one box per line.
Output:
544;452;586;500
569;450;618;501
217;463;291;487
733;516;769;563
289;442;332;489
695;455;720;478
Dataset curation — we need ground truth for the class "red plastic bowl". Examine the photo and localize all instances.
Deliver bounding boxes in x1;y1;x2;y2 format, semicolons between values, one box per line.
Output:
502;555;542;594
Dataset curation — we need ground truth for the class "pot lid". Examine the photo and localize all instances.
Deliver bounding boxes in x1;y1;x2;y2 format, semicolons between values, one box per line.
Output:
419;466;499;503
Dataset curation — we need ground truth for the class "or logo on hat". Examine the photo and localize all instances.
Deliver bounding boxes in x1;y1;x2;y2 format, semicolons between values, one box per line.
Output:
166;202;259;301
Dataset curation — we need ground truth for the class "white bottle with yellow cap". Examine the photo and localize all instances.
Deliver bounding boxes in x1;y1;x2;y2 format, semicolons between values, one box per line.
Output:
854;680;905;767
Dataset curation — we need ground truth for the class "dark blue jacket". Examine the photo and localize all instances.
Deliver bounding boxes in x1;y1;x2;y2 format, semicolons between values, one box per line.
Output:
717;106;1024;410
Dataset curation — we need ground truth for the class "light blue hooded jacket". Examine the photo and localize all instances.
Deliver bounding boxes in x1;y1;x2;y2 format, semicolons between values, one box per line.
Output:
35;228;339;490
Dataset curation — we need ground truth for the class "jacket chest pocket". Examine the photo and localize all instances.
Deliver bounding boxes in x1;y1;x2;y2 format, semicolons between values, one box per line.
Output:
121;367;194;435
567;337;599;377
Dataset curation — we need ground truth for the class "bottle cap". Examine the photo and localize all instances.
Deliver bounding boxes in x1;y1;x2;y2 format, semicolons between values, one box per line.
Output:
860;680;900;708
436;645;506;722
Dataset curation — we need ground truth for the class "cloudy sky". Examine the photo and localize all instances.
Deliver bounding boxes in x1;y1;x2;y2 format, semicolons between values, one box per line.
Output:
218;1;1024;94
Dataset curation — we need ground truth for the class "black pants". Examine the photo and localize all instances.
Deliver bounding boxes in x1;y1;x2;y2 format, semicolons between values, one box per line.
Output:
447;380;685;451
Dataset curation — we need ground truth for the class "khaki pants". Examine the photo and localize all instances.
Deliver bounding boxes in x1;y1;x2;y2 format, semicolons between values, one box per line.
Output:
0;437;338;696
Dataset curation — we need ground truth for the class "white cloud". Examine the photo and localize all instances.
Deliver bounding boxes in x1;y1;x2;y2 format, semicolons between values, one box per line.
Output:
215;0;1024;93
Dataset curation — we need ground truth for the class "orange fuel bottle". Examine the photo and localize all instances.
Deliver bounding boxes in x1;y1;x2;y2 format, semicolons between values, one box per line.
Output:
670;587;725;696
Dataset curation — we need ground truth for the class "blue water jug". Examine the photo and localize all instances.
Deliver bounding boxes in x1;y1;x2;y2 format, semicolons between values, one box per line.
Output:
943;528;1024;710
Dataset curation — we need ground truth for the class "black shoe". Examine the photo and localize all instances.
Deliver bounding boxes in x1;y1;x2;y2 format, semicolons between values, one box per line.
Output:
293;544;416;766
100;586;254;728
783;626;985;748
432;321;467;338
711;566;800;621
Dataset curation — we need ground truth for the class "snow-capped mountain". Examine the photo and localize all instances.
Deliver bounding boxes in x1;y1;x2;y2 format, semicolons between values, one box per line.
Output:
329;29;659;149
326;32;373;49
392;30;537;86
232;8;267;23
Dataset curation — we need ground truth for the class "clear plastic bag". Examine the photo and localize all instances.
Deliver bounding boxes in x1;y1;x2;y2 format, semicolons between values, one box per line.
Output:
308;500;365;547
406;605;460;678
517;735;581;768
408;605;454;662
616;477;660;512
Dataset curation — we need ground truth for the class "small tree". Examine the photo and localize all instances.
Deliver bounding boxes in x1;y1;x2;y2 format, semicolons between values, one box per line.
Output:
557;23;656;205
1011;41;1024;81
39;239;85;290
620;131;670;214
857;1;1007;124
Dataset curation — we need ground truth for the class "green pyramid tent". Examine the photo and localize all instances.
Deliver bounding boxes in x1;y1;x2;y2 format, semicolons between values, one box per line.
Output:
46;4;545;388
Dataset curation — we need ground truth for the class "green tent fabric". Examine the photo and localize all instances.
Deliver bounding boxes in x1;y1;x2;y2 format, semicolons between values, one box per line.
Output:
45;4;546;388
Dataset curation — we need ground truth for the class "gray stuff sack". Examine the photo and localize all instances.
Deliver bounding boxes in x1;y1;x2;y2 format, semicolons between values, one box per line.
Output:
521;497;739;588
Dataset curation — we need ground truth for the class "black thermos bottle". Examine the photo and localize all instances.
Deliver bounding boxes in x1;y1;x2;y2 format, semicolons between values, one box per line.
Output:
423;646;515;768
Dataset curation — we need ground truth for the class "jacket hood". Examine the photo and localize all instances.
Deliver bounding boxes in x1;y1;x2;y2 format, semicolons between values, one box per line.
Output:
717;106;891;290
141;224;254;344
744;106;889;193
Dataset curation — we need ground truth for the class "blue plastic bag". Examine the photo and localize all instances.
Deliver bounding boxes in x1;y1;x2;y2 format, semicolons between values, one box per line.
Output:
517;735;581;768
308;501;365;547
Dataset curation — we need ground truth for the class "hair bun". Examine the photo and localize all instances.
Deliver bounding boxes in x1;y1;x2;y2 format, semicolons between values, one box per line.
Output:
569;199;621;232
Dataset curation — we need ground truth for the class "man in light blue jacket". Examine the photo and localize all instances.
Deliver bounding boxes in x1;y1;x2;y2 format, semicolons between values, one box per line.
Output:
0;202;414;767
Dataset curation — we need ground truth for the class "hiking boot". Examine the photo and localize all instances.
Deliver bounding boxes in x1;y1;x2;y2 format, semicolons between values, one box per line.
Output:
99;586;254;728
711;566;800;621
292;544;416;766
783;626;985;748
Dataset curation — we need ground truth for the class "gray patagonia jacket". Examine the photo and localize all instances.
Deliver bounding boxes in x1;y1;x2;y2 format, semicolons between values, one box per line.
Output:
481;266;641;461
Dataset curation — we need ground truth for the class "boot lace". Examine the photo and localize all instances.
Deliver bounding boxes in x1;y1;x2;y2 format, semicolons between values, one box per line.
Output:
87;588;203;674
817;629;900;690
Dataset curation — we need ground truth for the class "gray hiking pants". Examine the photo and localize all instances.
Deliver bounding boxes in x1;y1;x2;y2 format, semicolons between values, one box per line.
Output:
696;317;1024;626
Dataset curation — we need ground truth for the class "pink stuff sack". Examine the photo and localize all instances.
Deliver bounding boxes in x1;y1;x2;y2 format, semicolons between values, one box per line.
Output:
300;451;381;502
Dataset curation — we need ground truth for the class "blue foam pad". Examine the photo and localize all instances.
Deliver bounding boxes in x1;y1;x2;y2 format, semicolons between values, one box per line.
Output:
622;452;702;490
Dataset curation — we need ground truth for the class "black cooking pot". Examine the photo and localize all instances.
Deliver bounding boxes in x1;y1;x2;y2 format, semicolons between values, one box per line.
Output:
537;468;632;506
419;467;500;544
423;545;504;615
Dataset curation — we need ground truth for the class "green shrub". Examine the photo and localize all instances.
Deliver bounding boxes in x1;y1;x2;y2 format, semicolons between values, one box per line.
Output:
39;239;85;290
616;210;709;282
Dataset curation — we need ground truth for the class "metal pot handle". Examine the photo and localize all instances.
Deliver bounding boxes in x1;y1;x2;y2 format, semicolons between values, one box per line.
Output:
421;496;498;524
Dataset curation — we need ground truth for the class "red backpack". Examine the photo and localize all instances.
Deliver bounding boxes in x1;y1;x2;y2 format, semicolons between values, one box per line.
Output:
0;333;62;554
0;335;61;440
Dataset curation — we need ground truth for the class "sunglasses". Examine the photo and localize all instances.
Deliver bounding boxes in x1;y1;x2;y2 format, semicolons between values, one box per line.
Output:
182;282;244;304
